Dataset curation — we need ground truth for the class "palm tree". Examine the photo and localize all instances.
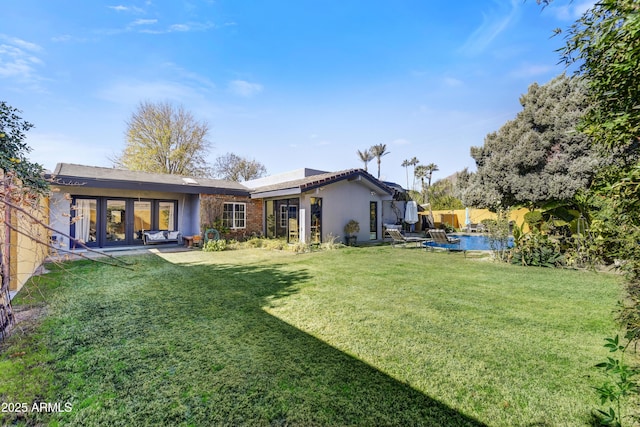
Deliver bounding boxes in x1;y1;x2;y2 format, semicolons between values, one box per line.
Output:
415;164;436;224
357;149;374;172
414;165;428;202
401;159;411;189
409;157;419;190
425;163;439;187
370;143;389;179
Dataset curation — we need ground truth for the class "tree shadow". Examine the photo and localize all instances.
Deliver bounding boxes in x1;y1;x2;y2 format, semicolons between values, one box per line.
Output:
38;254;488;426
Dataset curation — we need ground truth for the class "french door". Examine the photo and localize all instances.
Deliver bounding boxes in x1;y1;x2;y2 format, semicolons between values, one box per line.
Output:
72;197;176;248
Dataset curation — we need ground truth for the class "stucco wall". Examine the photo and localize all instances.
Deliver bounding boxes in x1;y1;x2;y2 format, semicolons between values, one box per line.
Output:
299;180;392;243
7;195;49;292
430;207;531;230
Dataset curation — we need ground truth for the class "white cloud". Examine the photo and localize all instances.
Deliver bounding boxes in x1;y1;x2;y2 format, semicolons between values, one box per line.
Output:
228;80;263;97
51;34;72;42
136;21;214;34
548;0;595;21
459;0;521;55
7;37;41;52
108;5;144;13
132;19;157;26
0;35;46;90
169;24;190;32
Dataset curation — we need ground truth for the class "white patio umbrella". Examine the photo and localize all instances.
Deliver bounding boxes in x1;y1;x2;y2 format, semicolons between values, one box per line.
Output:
404;201;419;224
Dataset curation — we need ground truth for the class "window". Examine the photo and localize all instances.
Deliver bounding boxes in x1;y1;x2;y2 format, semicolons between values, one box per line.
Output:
158;201;176;231
279;205;297;227
73;198;97;244
223;202;246;229
370;201;378;240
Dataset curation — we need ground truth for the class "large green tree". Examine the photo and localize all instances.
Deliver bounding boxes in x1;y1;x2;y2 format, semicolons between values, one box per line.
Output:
554;3;640;422
460;74;600;209
559;0;640;338
113;101;212;177
557;1;640;274
561;0;640;160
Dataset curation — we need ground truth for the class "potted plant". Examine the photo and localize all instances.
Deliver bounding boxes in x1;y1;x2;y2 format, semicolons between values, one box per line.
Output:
343;219;360;246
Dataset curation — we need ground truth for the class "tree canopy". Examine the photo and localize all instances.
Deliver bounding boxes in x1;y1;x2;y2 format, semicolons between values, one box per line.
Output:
370;144;389;179
460;74;601;209
0;102;47;192
427;178;463;210
561;0;640;160
213;153;267;182
357;149;374;172
559;0;640;282
113;101;212;177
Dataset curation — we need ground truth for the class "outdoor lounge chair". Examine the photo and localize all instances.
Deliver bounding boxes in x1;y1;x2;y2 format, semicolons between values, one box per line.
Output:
386;229;430;248
425;229;462;251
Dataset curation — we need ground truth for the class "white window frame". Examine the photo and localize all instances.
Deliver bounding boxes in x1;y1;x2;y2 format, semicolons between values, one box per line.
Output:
223;202;246;229
279;205;288;227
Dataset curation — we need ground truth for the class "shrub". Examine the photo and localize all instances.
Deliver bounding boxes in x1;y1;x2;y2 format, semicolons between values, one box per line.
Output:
202;239;227;252
344;220;360;235
485;208;511;262
289;241;309;254
524;211;544;231
320;234;344;250
511;232;563;268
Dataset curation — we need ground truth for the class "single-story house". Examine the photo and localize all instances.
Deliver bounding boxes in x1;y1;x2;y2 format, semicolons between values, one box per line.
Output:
47;163;406;249
245;168;400;244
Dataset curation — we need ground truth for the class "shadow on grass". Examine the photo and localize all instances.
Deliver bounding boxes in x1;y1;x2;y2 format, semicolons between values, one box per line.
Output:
13;254;487;426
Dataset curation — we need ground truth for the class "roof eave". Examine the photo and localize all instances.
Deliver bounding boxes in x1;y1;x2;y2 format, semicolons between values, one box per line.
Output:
250;187;302;199
51;176;250;196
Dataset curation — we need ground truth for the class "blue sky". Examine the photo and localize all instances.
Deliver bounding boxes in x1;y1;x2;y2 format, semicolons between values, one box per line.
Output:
1;0;593;187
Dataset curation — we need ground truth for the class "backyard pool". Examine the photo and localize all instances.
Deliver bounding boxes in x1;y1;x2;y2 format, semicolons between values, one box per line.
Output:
425;234;514;251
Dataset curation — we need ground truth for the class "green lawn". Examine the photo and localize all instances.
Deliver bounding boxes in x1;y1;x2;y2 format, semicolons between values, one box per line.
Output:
0;246;626;426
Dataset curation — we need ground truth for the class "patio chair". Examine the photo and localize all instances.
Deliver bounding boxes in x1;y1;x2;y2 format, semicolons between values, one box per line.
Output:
426;229;462;251
387;229;430;248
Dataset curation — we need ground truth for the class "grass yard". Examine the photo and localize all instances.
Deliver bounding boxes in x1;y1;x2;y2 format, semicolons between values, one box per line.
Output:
0;245;627;426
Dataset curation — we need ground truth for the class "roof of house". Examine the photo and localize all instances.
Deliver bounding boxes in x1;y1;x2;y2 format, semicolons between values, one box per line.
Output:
48;163;395;199
243;168;329;188
249;168;394;198
49;163;250;195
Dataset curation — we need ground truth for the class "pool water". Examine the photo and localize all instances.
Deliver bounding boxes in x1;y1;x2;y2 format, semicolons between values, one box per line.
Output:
424;234;513;251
